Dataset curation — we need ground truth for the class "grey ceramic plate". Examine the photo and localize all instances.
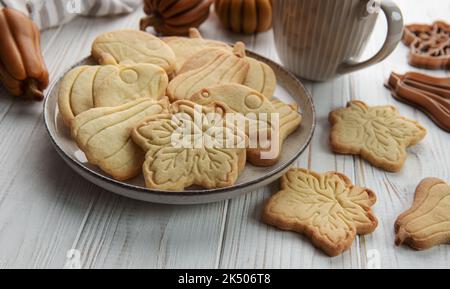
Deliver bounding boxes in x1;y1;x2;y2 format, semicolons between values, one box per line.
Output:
44;52;315;205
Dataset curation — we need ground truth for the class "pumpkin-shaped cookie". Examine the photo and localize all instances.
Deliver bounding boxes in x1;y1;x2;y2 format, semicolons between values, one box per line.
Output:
58;63;168;126
215;0;272;34
163;28;232;73
91;30;176;74
71;98;170;181
140;0;214;36
178;43;276;99
167;42;249;101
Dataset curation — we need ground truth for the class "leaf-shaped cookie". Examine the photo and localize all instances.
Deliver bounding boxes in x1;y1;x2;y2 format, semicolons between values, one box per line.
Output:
395;178;450;251
263;168;378;257
92;30;176;74
329;100;427;172
71;98;169;181
131;100;247;190
191;84;301;166
58;63;168;126
178;44;277;99
167;43;249;101
163;28;232;73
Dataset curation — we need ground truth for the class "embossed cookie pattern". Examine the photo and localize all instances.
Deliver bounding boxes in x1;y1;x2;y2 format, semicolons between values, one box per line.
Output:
263;168;378;257
71;98;169;181
329;100;427;172
395;177;450;251
92;30;176;74
131;100;247;190
58;63;168;126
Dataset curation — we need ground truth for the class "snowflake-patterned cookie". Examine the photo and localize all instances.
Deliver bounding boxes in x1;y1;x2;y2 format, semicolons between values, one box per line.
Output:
329;101;427;172
131;100;247;191
263;168;378;257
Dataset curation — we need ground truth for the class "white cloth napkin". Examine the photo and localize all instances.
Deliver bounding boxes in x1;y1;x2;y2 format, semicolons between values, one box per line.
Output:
0;0;141;30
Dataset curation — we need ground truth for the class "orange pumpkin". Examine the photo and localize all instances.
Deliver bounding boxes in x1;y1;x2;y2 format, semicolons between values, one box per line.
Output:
215;0;272;34
140;0;214;36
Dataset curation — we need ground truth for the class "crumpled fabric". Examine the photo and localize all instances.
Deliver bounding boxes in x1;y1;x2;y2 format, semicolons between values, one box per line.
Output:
0;0;141;30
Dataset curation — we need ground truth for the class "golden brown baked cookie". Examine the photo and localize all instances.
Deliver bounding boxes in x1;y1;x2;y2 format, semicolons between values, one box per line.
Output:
91;30;176;74
71;98;169;181
58;63;168;126
244;57;276;99
329;100;427;172
131;100;247;190
263;168;378;257
167;42;249;101
190;85;301;166
395;177;450;251
163;28;232;73
178;44;277;99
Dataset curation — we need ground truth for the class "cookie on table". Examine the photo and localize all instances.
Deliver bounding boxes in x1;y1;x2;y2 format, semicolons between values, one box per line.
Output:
395;177;450;251
167;42;249;101
58;63;168;126
71;98;169;181
131;100;247;191
329;100;427;172
263;168;378;257
163;28;232;73
92;30;177;74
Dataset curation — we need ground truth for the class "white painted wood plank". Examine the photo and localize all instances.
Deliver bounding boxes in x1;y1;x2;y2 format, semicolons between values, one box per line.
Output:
0;0;448;269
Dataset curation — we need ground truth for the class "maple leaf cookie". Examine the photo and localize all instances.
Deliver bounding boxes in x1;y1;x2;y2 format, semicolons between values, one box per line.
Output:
329;101;427;172
263;168;378;257
131;100;247;191
190;84;302;166
395;178;450;251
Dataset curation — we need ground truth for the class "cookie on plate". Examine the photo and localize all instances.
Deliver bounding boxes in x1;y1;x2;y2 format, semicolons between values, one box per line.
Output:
131;100;247;190
263;168;378;257
167;42;249;101
58;63;168;126
163;28;232;73
92;30;176;74
178;44;277;99
190;84;301;166
329;100;427;172
395;177;450;251
71;98;169;181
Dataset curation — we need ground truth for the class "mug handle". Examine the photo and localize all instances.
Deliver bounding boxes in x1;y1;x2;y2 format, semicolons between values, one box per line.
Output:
337;0;404;74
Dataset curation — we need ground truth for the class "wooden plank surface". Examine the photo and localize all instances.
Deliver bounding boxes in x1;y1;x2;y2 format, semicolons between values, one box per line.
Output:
0;0;448;269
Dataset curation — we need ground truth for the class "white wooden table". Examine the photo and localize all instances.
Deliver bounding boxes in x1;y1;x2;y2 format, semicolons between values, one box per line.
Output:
0;0;448;269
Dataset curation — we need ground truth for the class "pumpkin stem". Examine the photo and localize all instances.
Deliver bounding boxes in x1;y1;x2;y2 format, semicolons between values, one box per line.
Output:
233;42;247;58
189;28;202;39
395;227;409;246
140;15;161;31
24;79;44;101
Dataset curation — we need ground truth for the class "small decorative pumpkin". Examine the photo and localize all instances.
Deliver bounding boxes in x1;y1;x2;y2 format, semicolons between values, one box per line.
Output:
140;0;214;36
215;0;272;34
0;8;49;101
